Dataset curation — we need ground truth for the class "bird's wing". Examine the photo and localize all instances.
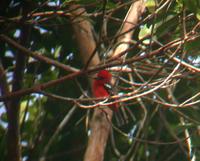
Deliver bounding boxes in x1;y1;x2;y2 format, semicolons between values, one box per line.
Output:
103;83;114;95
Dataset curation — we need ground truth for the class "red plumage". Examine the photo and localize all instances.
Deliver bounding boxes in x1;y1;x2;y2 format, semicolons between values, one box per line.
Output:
92;70;117;108
92;70;128;126
92;70;111;97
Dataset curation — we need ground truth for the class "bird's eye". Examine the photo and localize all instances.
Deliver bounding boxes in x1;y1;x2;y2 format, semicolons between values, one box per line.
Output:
96;76;104;80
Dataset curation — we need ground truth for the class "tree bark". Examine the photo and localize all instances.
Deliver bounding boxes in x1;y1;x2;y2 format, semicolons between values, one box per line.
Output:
69;1;145;161
6;31;28;161
69;4;113;161
6;5;31;160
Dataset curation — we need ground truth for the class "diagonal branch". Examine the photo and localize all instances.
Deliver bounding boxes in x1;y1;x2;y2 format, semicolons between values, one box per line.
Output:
0;33;199;102
0;34;78;73
69;3;113;161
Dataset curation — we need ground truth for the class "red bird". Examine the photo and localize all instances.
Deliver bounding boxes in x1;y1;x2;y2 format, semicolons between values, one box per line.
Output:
92;70;113;99
92;70;127;125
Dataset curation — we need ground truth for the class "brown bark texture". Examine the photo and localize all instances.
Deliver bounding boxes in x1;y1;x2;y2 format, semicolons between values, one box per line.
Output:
69;1;145;161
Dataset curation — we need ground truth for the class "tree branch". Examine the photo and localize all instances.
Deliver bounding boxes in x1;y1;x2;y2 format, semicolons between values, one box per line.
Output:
0;34;79;73
0;33;199;102
69;3;113;161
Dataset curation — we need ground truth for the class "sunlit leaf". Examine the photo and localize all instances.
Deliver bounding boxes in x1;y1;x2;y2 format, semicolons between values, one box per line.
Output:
145;0;156;13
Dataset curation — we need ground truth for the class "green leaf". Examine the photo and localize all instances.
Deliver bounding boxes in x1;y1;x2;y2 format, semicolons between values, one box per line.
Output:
54;46;62;58
196;9;200;20
183;0;200;13
139;24;153;44
145;0;156;13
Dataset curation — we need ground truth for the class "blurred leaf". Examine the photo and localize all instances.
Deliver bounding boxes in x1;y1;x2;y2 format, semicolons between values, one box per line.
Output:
184;37;200;56
145;0;156;13
196;9;200;20
139;24;153;44
54;46;62;58
183;0;199;13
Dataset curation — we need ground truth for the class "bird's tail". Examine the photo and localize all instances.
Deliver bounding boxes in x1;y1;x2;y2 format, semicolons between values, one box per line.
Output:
112;104;131;127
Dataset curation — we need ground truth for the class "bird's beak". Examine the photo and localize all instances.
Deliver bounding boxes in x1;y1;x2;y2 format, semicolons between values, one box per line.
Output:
93;76;103;80
92;76;98;80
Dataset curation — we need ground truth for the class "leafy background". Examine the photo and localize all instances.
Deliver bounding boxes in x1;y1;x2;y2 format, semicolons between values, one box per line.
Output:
0;0;200;161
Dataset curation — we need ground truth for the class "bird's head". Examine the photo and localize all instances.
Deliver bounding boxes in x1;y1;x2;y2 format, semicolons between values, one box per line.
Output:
95;70;112;85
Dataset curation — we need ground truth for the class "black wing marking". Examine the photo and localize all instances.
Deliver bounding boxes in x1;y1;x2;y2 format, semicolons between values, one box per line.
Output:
104;83;114;95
